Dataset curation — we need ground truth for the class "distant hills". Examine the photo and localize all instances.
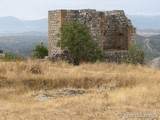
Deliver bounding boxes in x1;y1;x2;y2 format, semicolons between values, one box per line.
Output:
0;17;48;56
0;15;160;33
128;15;160;30
0;16;48;33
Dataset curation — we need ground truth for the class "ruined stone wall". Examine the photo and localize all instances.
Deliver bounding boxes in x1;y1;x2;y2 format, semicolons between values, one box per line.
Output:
48;10;62;55
105;50;129;63
48;9;136;56
103;10;136;50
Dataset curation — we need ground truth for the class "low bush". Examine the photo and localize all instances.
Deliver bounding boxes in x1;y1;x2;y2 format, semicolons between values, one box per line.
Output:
128;45;145;64
32;42;48;59
3;52;25;61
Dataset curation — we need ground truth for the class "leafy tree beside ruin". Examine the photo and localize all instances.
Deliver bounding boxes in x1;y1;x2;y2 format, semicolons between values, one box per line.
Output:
59;22;105;65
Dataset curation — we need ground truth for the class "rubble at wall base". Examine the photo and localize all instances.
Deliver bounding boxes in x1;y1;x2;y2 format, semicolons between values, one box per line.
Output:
105;51;129;63
45;50;129;64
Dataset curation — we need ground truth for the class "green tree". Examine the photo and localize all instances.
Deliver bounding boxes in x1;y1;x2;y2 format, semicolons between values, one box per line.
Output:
59;22;104;65
32;42;48;59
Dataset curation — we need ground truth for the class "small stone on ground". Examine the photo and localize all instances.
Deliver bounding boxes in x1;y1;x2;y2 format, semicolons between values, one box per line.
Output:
34;94;53;101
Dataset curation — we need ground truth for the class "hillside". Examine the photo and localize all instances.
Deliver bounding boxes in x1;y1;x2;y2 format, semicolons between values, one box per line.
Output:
0;34;48;57
137;34;160;62
0;60;160;119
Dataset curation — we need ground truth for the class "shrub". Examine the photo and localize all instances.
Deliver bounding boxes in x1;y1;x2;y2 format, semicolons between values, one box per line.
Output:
127;45;145;64
3;52;25;61
59;22;105;65
32;42;48;59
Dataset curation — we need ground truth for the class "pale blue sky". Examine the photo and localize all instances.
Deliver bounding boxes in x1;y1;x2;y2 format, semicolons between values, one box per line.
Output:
0;0;159;20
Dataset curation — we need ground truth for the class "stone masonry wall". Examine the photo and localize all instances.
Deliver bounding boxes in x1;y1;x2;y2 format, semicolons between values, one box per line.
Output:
66;10;103;50
48;10;61;55
103;10;136;50
48;9;136;58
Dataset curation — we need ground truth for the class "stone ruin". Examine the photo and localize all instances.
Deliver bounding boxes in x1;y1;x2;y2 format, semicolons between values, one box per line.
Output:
48;9;136;62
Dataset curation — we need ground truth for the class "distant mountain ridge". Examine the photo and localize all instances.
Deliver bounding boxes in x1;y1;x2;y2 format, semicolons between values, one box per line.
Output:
128;15;160;29
0;31;48;36
0;16;48;33
0;15;160;33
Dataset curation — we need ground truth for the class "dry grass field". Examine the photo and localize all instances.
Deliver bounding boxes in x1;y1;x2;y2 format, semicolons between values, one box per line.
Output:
0;60;160;120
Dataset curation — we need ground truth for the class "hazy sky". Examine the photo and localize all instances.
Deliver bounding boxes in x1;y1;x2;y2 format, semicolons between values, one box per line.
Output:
0;0;159;20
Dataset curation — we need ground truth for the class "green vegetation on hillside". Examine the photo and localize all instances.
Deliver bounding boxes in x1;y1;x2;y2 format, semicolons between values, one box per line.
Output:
0;35;48;57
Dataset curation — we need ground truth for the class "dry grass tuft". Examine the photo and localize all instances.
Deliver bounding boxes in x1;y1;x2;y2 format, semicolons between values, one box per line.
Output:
27;62;42;74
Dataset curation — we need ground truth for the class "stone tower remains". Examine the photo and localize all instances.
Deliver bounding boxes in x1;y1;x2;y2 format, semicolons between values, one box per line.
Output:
48;9;136;61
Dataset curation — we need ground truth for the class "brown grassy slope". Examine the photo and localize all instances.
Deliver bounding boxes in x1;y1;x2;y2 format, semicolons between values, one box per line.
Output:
0;60;160;120
0;60;159;90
